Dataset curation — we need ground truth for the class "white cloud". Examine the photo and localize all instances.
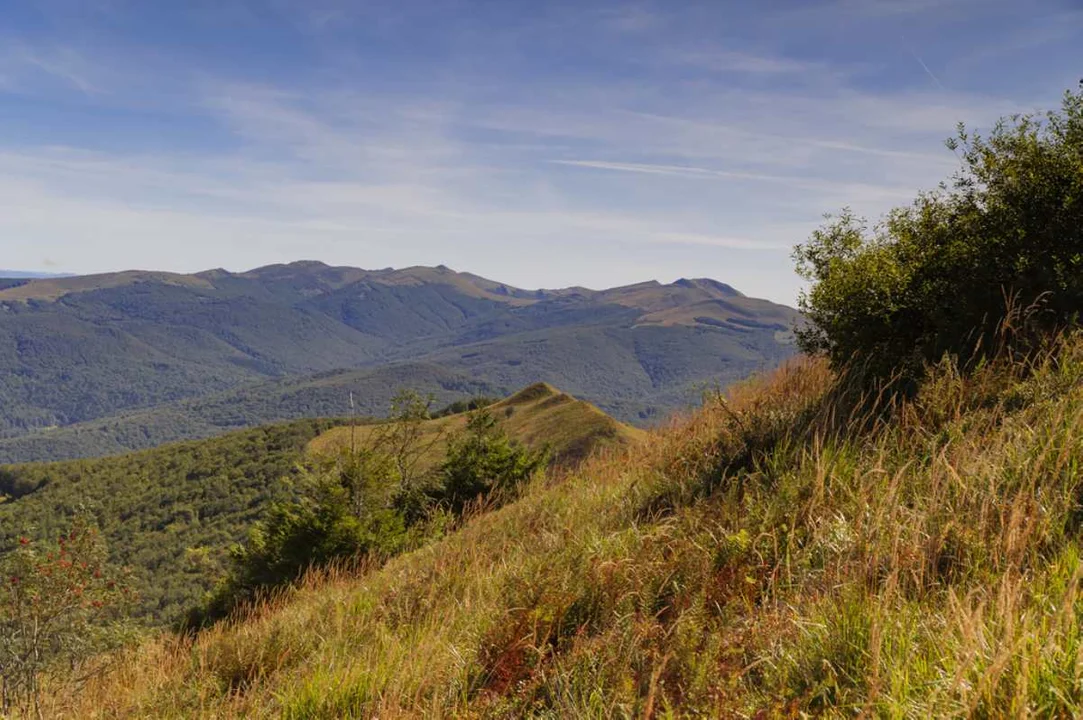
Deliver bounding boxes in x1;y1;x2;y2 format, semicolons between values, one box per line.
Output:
651;233;793;250
600;5;660;34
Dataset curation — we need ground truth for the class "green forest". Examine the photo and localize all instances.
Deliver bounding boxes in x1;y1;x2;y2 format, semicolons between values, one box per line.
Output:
0;419;344;624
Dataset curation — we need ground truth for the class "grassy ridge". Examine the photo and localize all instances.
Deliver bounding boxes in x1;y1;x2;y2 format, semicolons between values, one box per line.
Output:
308;382;645;468
47;332;1083;717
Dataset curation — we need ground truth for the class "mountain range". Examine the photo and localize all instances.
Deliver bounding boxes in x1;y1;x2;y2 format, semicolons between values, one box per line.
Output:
0;270;73;279
0;261;800;463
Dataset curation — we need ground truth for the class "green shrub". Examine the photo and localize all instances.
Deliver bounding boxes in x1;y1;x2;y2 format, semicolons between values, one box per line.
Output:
192;393;438;624
433;395;501;418
210;470;409;613
794;85;1083;385
438;409;548;514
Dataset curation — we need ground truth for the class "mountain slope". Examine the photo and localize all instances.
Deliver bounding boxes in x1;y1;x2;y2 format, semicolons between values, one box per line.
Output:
61;336;1083;718
0;262;799;459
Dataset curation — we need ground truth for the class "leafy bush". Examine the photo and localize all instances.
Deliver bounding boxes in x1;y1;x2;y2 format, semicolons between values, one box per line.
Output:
0;517;134;716
433;395;501;418
194;465;412;625
794;86;1083;384
192;392;439;624
438;409;548;514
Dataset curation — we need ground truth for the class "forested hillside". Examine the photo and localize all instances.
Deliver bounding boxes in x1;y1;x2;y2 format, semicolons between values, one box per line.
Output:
0;419;341;624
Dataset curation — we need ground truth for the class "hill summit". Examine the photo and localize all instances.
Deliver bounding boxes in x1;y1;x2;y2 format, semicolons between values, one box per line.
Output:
310;380;644;468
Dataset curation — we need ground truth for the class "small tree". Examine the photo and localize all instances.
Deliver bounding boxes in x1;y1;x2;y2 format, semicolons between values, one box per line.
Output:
438;409;548;514
0;517;134;716
192;389;444;625
358;389;446;519
208;471;409;612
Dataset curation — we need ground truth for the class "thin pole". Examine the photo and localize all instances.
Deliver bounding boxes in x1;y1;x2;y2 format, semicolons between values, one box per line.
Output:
349;391;356;455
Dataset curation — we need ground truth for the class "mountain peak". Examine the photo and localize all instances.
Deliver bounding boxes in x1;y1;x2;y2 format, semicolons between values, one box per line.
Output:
502;382;561;405
672;278;743;297
241;260;332;276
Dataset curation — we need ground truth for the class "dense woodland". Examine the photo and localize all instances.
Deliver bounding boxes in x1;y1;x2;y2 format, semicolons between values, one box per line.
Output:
0;419;344;624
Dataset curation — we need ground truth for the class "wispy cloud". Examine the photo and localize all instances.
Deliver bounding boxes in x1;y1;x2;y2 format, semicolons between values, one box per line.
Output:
664;49;825;76
552;159;918;201
0;42;101;95
600;5;660;34
849;0;976;16
652;232;793;250
552;159;786;182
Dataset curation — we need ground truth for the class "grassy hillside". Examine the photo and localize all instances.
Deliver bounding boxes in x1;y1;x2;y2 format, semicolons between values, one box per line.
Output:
0;262;798;455
309;382;645;468
49;334;1083;717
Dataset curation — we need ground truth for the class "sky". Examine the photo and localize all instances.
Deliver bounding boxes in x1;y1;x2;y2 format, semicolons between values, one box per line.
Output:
0;0;1079;304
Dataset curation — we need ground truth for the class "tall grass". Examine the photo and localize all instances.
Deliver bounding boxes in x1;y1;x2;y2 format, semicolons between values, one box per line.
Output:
37;335;1083;717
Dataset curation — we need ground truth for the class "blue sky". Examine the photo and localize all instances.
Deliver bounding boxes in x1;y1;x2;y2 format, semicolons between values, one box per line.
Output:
0;0;1079;303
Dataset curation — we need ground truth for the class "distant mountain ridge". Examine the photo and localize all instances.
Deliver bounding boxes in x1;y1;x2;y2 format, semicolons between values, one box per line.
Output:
0;270;73;280
0;261;800;462
0;363;501;464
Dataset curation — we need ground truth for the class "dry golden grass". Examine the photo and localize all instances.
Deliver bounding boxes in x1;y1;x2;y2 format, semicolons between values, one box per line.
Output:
36;336;1083;718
